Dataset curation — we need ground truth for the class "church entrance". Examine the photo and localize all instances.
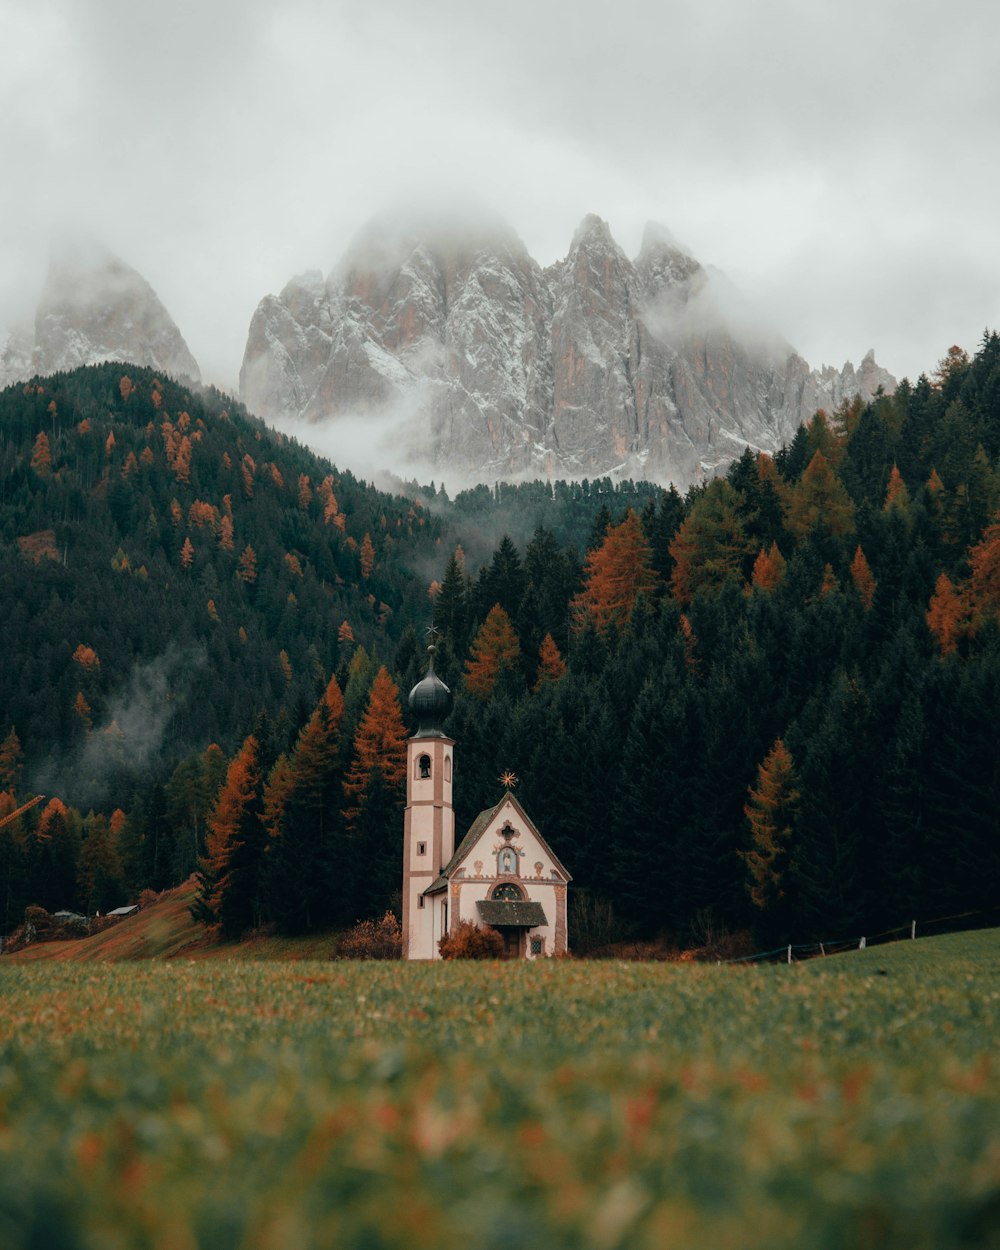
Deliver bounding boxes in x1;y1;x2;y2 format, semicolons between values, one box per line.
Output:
495;926;523;960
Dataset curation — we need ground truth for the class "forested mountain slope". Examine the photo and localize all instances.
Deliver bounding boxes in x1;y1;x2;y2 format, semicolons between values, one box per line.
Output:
2;334;999;949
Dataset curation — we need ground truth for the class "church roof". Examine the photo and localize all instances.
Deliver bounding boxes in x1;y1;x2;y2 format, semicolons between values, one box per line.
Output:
476;899;547;928
422;792;571;896
408;645;451;738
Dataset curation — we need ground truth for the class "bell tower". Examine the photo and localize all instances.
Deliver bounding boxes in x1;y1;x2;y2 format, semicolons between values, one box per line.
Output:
403;645;454;959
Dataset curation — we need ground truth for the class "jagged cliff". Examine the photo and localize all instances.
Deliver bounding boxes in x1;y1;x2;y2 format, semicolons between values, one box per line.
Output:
240;214;895;487
0;243;200;391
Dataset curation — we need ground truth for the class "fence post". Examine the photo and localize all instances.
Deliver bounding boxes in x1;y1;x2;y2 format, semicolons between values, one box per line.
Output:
787;944;792;964
820;943;825;957
859;936;866;950
911;920;916;940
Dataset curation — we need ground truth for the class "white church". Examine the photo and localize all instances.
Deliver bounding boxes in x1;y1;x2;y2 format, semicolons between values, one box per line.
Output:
402;647;571;960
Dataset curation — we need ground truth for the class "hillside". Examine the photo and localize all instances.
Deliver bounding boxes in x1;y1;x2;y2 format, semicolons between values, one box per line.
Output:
0;363;447;805
1;333;998;953
5;878;341;962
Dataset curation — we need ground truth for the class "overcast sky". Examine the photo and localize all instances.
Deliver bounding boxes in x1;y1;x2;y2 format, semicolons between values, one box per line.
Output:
2;0;998;392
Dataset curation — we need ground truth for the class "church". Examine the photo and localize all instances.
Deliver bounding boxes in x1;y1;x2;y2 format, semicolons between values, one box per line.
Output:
402;647;571;960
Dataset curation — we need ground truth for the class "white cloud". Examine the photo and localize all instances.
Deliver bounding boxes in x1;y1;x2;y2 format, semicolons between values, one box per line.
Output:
0;0;997;395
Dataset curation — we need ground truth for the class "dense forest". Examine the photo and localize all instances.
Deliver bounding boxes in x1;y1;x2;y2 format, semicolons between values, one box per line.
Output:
1;334;998;949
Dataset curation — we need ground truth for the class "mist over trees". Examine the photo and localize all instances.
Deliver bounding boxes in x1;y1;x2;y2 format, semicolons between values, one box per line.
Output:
1;333;999;946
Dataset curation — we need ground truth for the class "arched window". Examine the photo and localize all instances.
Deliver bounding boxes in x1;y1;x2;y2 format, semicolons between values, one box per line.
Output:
492;882;524;902
417;754;431;779
498;847;518;876
444;756;451;782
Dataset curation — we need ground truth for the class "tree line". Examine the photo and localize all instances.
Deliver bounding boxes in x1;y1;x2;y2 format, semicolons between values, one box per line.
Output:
0;333;998;945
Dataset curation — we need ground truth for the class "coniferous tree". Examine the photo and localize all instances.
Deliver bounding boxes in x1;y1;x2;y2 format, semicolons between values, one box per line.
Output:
465;606;522;700
740;738;800;942
194;734;265;937
573;510;658;635
266;676;346;932
342;667;409;917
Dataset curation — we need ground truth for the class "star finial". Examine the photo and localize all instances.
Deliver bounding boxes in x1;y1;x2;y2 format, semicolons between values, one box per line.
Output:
499;770;518;791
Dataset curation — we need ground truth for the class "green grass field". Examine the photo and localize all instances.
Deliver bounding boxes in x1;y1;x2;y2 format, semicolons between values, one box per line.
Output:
1;931;998;1250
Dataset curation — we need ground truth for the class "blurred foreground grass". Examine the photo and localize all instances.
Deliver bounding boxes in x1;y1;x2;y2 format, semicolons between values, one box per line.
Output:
1;930;998;1250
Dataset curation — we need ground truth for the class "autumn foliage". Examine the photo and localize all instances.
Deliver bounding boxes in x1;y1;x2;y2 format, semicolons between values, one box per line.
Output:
465;605;521;700
438;919;505;960
740;739;800;917
574;510;658;631
849;546;876;611
343;667;408;826
534;633;567;690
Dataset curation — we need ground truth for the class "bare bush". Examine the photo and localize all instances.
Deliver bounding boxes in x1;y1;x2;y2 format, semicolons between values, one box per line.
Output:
336;912;403;960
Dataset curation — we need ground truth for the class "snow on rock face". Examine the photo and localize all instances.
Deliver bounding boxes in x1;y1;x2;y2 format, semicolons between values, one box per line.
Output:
1;243;200;390
240;215;896;488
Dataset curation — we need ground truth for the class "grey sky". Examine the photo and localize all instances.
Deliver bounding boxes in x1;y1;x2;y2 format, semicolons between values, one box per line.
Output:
2;0;997;392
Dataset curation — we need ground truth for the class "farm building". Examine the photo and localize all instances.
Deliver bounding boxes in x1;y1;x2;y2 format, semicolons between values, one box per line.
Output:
402;647;571;960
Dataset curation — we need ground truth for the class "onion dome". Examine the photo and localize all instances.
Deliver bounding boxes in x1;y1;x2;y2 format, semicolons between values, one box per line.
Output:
408;646;452;738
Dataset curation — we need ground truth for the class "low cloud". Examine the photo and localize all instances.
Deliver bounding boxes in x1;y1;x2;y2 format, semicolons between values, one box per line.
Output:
32;644;208;809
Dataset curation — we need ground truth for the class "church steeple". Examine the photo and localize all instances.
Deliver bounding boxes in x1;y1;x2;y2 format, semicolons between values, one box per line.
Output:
402;642;455;959
407;644;451;737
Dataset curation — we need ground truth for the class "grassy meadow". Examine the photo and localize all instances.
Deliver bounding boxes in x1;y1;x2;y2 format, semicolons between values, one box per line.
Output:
1;931;998;1250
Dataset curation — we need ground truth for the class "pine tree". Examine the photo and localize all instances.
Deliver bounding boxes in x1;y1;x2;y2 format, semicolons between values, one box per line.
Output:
432;551;469;651
265;677;346;932
465;605;522;700
0;728;24;793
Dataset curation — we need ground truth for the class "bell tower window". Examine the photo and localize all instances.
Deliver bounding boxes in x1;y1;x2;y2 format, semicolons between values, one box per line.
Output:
417;754;431;779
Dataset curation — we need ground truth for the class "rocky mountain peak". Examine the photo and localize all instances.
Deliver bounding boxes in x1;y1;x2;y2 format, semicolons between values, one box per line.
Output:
239;212;897;489
7;242;201;387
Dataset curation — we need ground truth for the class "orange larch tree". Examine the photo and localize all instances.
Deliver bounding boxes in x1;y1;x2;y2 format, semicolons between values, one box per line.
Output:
341;667;409;916
360;533;375;580
849;546;876;611
669;481;751;606
967;517;1000;624
785;451;855;540
343;667;408;825
739;738;800;933
465;604;522;700
534;633;567;690
573;509;658;631
237;545;257;584
180;537;195;569
926;572;969;656
30;431;52;476
194;734;265;937
750;543;787;593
